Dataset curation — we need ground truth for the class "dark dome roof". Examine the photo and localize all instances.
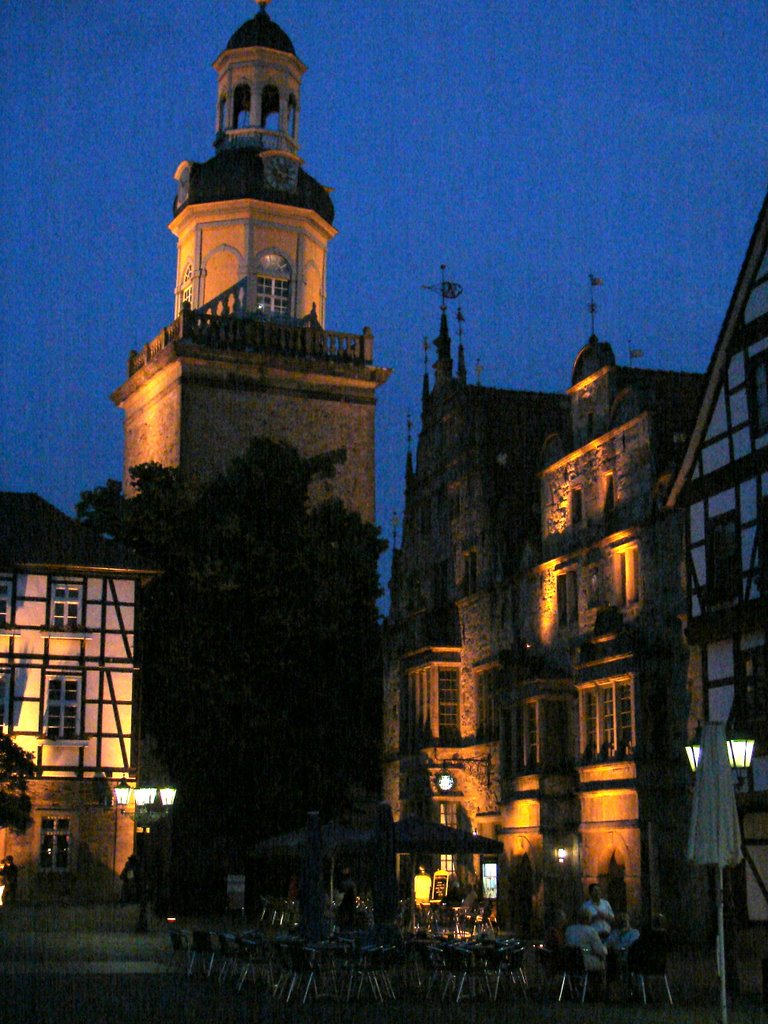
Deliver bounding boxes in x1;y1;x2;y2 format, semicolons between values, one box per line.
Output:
227;8;295;55
571;334;616;386
175;148;334;225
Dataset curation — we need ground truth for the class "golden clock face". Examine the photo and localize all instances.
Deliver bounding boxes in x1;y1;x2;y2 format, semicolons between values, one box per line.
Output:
436;772;455;793
263;155;297;191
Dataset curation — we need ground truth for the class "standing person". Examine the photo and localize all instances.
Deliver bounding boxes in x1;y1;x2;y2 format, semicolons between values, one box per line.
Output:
581;882;615;940
120;854;139;903
2;856;18;906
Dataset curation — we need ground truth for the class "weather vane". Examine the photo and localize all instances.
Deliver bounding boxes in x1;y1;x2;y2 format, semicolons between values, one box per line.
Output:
422;264;463;312
588;273;603;335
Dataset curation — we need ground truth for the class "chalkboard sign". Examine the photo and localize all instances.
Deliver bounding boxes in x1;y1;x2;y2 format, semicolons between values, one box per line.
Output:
431;870;449;902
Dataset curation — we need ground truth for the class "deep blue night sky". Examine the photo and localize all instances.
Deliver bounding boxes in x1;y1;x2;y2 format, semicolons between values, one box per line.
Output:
2;1;766;599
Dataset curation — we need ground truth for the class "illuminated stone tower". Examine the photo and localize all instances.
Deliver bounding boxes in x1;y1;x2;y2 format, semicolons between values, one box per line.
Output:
112;2;390;521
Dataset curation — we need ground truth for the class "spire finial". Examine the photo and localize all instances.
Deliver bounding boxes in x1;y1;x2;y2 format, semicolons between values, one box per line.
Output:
588;273;603;336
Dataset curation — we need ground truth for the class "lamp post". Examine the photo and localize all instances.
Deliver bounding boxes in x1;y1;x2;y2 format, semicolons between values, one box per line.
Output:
113;781;177;932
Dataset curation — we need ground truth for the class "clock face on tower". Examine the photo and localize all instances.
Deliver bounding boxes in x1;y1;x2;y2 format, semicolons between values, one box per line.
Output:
435;771;456;793
263;154;298;192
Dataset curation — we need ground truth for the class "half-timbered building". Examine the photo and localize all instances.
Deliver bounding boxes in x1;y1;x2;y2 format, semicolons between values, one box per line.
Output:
668;189;768;922
0;492;153;902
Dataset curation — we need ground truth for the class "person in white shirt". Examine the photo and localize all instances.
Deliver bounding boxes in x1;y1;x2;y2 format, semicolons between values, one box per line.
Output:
580;883;615;939
565;907;608;974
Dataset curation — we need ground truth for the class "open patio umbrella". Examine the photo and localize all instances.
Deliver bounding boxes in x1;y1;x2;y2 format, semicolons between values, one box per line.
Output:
687;721;743;1024
394;816;502;855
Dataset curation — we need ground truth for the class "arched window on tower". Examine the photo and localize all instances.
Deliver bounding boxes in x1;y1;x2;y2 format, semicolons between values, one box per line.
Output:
288;94;297;138
255;253;291;319
233;84;251;129
261;85;280;131
179;264;194;313
218;94;227;132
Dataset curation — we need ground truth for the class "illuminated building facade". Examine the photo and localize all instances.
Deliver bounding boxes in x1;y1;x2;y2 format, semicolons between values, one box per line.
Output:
112;4;389;521
0;493;152;901
384;311;703;932
668;189;768;922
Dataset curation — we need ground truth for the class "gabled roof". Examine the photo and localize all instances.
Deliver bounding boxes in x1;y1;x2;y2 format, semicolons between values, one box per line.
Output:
667;189;768;507
0;492;150;574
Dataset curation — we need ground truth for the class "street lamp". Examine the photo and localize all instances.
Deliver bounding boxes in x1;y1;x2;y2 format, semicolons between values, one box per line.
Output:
686;723;754;786
113;781;177;931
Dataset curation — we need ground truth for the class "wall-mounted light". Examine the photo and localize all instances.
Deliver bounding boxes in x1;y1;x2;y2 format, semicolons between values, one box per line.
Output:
686;723;754;774
557;847;568;864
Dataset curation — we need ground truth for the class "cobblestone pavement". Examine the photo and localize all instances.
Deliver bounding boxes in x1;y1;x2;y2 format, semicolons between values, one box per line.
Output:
0;904;766;1024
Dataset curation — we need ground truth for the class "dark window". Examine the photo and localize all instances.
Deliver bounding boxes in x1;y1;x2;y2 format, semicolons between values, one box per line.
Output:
604;473;615;514
541;700;570;771
261;85;280;130
438;667;459;740
463;550;478;597
740;645;768;723
476;670;498;741
572;487;583;525
707;511;740;604
747;349;768;438
557;570;578;626
233;84;251;128
433;559;449;607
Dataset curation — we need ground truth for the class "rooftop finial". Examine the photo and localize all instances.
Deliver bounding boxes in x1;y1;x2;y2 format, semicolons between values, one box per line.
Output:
588;273;603;336
257;0;272;8
422;264;463;313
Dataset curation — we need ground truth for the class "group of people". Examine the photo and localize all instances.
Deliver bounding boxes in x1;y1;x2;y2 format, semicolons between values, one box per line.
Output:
0;855;18;906
546;883;665;996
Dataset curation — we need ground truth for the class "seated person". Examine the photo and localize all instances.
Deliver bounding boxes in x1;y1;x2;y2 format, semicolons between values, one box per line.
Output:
565;907;608;974
606;912;640;952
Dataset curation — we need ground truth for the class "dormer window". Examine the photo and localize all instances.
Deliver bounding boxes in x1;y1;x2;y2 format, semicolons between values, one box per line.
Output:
233;84;251;128
255;253;291;318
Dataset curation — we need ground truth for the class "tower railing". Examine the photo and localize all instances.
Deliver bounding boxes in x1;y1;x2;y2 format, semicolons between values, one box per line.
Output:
128;308;372;376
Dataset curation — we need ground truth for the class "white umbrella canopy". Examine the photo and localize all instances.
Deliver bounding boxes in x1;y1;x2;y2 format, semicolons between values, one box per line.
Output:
687;721;743;869
687;721;744;1024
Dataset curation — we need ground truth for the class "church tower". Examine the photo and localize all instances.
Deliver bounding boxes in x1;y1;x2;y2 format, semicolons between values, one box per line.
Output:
112;1;390;521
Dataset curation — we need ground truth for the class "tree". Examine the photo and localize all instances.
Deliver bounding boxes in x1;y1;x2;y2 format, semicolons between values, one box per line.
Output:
79;440;386;891
0;735;35;833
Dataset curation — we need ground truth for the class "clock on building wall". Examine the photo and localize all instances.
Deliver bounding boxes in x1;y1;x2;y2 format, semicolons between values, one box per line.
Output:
262;154;299;191
435;771;456;793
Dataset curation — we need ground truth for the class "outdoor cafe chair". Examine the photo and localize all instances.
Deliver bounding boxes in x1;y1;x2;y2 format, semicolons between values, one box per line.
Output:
627;943;673;1005
483;939;528;1000
167;927;189;972
187;929;216;979
557;945;590;1003
442;942;492;1003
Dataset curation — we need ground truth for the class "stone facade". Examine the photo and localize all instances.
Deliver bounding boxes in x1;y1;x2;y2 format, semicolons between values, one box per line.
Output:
384;322;703;935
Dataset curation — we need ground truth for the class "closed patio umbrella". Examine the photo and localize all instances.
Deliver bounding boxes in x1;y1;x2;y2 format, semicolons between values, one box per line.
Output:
687;721;743;1024
299;811;325;942
372;801;399;928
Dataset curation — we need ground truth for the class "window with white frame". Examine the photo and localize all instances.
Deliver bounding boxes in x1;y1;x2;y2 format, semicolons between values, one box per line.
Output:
50;580;83;630
0;672;9;731
45;674;81;739
439;801;457;873
39;817;71;871
617;545;640;606
181;263;194;306
0;577;10;626
580;679;633;761
255;253;291;317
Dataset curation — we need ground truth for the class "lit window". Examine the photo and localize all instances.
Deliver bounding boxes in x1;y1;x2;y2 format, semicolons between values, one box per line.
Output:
45;674;81;739
617;546;639;606
0;578;10;626
747;349;768;438
50;581;82;630
39;817;71;871
438;667;459;740
0;672;9;731
439;802;457;873
557;570;578;627
255;253;291;318
706;511;740;604
580;680;633;761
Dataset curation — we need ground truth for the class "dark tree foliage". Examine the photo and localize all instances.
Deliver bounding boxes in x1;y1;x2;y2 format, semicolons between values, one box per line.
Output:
0;735;35;833
79;440;386;864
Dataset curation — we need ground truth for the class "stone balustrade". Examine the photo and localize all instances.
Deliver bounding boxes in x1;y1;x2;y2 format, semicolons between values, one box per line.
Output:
128;308;372;377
